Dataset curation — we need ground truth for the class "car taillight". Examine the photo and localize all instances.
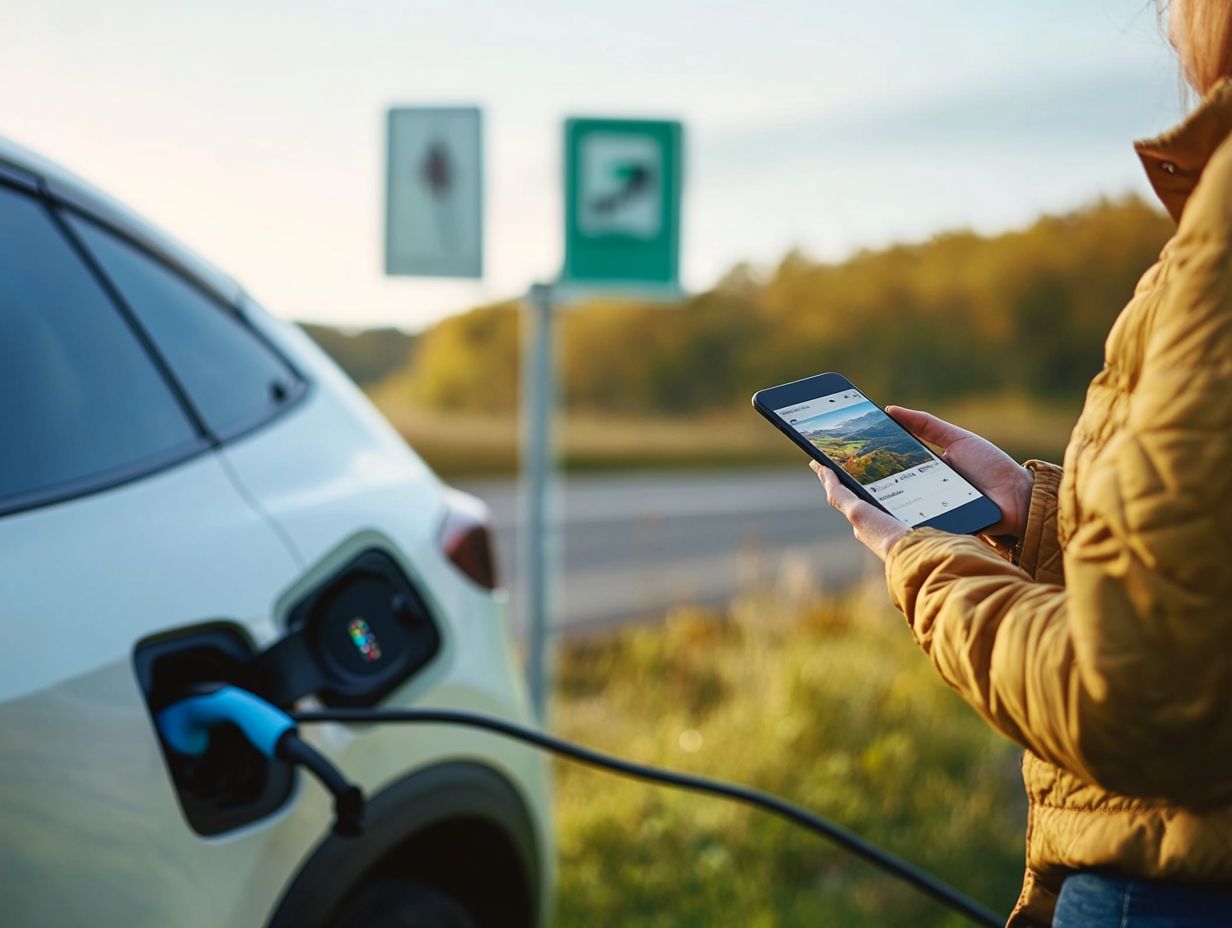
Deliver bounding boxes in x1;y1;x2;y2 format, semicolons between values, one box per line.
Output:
439;490;499;590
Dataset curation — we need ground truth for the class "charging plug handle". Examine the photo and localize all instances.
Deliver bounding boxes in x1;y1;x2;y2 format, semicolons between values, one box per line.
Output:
277;733;365;836
155;686;365;836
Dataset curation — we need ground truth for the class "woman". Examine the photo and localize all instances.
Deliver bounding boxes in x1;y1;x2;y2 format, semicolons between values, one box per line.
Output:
813;3;1232;926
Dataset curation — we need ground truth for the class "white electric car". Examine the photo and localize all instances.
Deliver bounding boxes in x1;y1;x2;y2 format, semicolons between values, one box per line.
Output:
0;136;552;927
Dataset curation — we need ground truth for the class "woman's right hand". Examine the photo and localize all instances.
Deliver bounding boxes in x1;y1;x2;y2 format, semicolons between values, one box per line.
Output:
887;406;1034;539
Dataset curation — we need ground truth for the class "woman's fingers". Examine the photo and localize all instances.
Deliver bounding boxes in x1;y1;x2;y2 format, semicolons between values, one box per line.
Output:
810;461;910;560
886;406;969;449
814;462;862;518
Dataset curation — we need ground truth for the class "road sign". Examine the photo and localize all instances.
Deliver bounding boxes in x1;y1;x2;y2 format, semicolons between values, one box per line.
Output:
385;107;483;278
525;118;686;720
562;118;682;293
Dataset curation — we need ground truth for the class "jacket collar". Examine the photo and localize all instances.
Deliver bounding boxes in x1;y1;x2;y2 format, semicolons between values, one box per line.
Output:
1136;77;1232;222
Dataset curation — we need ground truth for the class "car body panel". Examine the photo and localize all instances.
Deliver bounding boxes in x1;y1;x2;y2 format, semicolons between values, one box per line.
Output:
0;139;554;924
219;309;556;918
0;452;296;705
0;451;312;925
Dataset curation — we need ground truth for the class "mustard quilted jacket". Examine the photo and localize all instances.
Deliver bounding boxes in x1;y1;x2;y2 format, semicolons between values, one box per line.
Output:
885;79;1232;926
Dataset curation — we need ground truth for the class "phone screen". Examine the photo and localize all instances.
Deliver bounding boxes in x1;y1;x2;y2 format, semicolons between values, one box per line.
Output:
775;389;984;527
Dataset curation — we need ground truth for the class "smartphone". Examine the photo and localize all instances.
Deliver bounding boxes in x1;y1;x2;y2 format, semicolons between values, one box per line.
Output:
752;372;1001;534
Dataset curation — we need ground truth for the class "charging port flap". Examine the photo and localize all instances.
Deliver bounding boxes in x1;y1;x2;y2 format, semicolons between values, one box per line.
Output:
281;549;441;709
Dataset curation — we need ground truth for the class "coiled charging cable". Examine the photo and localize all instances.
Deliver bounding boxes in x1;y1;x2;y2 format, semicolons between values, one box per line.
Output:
156;686;1003;928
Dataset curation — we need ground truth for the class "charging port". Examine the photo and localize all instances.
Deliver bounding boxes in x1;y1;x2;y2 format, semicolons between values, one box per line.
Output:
133;624;295;836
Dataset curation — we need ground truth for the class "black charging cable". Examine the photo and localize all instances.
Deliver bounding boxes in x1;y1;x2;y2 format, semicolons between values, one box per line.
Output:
277;733;366;837
155;687;1002;926
291;706;1004;928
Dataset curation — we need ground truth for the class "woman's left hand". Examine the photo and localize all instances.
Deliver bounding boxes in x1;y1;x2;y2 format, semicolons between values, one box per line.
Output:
811;460;909;562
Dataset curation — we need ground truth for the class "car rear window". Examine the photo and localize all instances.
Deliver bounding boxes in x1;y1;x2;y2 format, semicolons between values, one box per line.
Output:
0;185;200;510
67;215;300;439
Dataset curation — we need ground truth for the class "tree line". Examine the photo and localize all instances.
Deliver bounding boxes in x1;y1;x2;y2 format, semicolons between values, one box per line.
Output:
317;196;1174;417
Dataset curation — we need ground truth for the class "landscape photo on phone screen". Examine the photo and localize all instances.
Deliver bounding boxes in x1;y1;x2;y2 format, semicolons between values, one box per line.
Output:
774;389;984;526
794;400;930;485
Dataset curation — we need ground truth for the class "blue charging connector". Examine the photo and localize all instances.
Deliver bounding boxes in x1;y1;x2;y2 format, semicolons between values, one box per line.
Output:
155;686;365;836
156;686;296;758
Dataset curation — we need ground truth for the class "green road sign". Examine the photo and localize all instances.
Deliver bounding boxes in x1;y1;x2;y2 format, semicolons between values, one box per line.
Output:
562;117;683;294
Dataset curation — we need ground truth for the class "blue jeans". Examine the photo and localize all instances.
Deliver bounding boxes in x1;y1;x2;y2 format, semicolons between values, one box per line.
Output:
1053;872;1232;927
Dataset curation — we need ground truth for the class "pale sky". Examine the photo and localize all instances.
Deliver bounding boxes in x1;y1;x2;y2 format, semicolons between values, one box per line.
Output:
1;1;1183;331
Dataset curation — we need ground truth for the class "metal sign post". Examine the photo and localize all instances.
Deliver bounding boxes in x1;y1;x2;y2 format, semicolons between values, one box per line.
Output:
521;117;684;725
521;282;556;724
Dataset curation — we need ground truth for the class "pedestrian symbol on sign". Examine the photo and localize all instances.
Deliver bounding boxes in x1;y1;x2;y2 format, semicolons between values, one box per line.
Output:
420;140;454;196
421;139;458;251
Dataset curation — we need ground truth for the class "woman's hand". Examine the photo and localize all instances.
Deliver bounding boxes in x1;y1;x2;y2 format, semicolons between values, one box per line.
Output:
885;407;1033;538
810;406;1035;561
812;461;909;561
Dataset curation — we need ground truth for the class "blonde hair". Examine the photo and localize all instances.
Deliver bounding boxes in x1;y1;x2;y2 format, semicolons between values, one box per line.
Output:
1170;0;1232;93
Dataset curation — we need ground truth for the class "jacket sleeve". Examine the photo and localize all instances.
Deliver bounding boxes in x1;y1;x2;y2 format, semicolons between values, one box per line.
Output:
886;222;1232;806
1014;461;1064;585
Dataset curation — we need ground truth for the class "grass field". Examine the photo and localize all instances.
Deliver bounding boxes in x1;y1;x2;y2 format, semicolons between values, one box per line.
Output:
371;391;1079;479
549;583;1027;927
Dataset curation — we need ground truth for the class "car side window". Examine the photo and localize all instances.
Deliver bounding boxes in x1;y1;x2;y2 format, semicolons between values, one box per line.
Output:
66;215;300;439
0;185;201;510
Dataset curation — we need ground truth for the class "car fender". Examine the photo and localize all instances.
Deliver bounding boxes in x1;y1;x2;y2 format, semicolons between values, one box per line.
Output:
266;760;541;928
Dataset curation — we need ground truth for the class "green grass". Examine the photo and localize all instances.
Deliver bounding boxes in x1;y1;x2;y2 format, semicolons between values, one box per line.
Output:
550;584;1026;927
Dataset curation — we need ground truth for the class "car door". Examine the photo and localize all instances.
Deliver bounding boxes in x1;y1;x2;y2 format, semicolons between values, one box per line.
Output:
0;175;319;927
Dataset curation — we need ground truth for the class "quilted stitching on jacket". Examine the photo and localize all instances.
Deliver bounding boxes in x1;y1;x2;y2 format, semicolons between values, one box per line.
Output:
883;79;1232;926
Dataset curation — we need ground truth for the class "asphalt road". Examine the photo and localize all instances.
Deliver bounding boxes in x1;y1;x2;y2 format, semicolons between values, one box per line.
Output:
457;468;882;637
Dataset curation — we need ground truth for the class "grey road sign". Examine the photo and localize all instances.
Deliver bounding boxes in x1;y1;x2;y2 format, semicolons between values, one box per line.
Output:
385;107;483;278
